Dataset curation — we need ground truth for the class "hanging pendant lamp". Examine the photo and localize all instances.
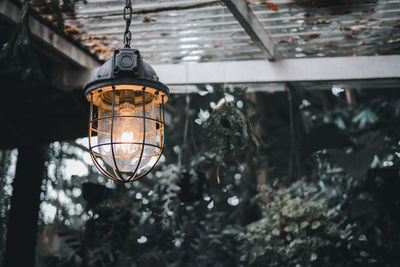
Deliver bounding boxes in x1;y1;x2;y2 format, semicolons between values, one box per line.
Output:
83;0;169;182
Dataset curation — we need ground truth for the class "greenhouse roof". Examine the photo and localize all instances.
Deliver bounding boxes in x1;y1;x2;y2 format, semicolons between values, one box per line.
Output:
64;0;400;64
1;0;400;90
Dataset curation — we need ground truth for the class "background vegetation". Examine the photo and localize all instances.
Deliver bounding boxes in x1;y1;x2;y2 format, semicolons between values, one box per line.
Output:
1;85;400;267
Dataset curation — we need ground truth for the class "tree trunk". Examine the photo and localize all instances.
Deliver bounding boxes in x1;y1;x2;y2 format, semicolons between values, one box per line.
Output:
3;144;48;267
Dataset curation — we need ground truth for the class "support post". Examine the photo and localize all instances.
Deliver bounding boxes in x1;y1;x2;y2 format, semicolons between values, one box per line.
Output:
3;144;48;267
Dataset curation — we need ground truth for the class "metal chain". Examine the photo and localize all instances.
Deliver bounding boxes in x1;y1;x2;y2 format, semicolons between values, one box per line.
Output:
123;0;133;48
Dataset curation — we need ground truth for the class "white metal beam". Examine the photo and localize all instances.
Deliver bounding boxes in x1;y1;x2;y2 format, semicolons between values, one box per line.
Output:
169;83;287;94
153;55;400;85
55;55;400;91
220;0;281;61
0;0;100;69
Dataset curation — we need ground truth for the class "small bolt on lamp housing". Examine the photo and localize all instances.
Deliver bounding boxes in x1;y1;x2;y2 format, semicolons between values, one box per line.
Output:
83;48;169;182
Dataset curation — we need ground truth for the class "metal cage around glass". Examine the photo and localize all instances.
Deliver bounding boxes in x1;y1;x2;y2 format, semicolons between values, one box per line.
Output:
87;85;166;182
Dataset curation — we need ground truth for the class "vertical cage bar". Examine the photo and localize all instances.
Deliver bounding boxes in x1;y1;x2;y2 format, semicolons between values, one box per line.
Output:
160;95;165;150
88;93;117;181
110;86;124;182
128;87;147;181
158;98;163;148
135;95;166;180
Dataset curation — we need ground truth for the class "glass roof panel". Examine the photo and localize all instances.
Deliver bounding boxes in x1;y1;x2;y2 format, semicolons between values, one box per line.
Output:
250;0;400;58
65;0;400;63
68;0;264;62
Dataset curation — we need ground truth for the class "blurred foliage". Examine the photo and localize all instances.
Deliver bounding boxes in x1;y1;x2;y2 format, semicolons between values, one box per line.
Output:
1;85;400;266
0;150;14;264
45;0;85;31
239;175;370;267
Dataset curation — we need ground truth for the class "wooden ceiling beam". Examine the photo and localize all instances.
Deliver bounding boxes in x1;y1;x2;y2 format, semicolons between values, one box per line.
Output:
220;0;281;60
0;0;101;69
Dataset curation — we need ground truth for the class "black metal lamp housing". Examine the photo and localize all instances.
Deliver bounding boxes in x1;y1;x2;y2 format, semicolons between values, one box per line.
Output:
84;48;169;182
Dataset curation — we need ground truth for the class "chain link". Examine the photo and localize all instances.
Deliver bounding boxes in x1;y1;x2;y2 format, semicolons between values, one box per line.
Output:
123;0;133;48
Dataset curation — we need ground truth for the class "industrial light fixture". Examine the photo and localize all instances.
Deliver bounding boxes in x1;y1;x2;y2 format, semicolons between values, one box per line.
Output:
83;0;169;182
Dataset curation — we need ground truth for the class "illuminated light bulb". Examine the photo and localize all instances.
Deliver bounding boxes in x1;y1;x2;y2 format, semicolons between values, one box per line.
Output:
120;131;134;153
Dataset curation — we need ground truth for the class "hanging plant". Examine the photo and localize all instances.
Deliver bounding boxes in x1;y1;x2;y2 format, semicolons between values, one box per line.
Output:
201;87;267;183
